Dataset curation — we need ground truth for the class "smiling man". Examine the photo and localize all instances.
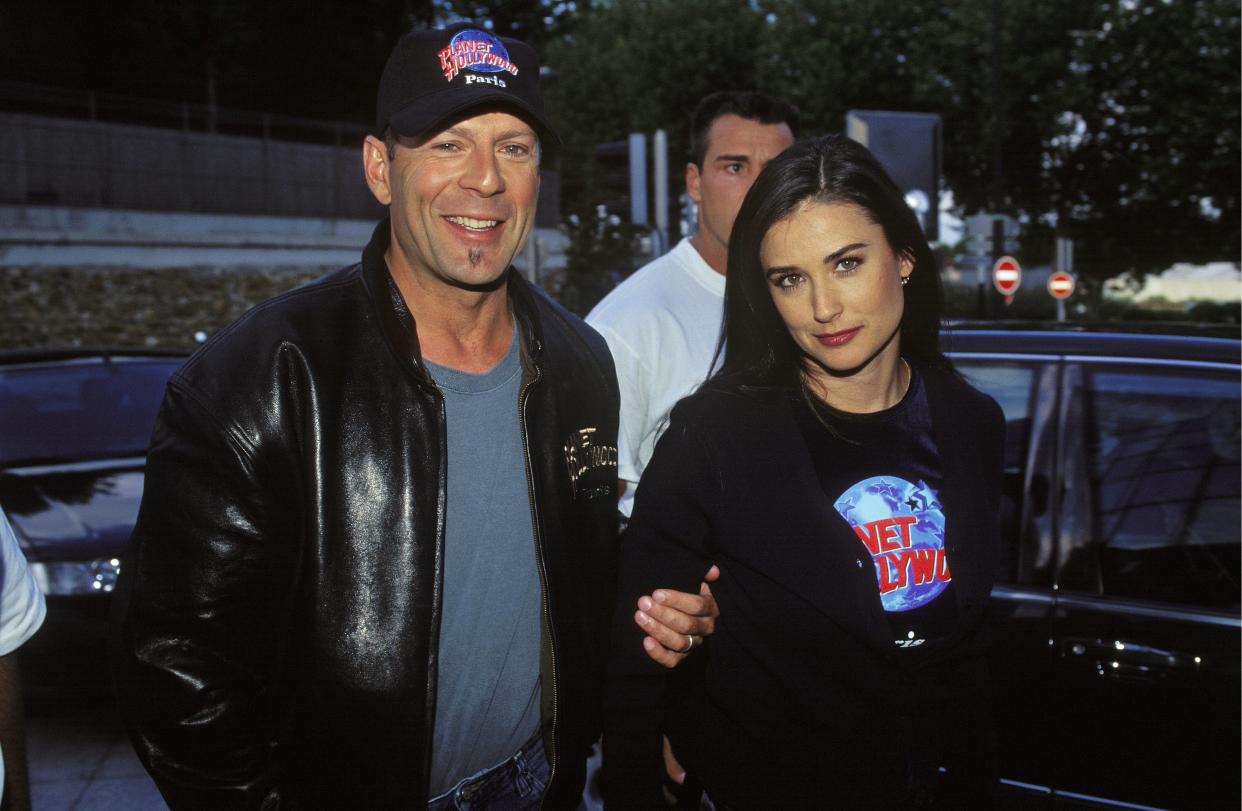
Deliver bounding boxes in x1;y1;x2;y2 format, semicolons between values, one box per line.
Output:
112;24;712;810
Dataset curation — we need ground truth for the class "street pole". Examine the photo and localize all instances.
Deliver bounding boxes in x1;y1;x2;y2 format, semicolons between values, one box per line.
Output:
628;132;648;228
988;0;1004;320
652;129;669;258
991;0;1003;212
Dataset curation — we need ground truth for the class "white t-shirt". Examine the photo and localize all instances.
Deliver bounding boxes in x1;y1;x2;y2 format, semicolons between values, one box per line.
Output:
1;508;47;804
587;238;726;517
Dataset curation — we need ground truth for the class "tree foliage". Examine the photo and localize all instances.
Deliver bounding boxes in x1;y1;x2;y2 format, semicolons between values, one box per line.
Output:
1040;0;1240;279
544;0;1239;284
542;0;772;217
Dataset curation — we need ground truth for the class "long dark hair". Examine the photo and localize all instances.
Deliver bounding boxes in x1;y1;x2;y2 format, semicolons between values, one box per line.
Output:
706;133;950;395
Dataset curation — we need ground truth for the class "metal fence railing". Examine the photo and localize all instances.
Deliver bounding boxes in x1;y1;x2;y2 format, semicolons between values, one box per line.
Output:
0;80;369;145
1;112;383;220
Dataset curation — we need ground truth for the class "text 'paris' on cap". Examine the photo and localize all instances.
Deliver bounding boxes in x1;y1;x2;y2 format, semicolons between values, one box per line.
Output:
375;23;559;146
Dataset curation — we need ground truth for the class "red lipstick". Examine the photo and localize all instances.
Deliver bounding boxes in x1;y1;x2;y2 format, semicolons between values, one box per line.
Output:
814;327;861;346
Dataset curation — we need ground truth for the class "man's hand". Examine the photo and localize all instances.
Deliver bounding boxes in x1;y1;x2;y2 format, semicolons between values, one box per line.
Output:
634;565;720;668
662;735;686;785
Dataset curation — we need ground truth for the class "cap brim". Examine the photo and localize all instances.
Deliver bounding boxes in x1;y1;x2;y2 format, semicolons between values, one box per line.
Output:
388;89;560;147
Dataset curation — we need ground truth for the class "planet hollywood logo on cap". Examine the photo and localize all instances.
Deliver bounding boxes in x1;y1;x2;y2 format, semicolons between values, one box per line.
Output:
438;29;520;84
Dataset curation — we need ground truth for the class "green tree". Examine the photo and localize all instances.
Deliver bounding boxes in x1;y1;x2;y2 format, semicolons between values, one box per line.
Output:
543;0;770;215
544;0;1238;298
1040;0;1240;284
540;0;771;309
760;0;1239;285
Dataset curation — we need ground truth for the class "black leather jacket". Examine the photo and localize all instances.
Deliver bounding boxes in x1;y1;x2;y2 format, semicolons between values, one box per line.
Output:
111;222;620;810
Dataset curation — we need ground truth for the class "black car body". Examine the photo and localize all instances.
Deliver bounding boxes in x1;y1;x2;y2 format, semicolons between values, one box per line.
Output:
943;324;1240;811
0;350;183;693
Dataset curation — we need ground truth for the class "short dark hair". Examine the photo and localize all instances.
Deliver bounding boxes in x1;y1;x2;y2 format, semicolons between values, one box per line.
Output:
382;127;398;162
707;134;950;396
688;91;800;168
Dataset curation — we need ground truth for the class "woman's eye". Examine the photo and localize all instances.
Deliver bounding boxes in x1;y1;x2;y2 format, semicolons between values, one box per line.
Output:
775;274;803;289
836;257;861;273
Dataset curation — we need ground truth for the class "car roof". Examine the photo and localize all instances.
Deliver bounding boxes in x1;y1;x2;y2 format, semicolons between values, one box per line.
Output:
0;348;187;367
942;322;1240;365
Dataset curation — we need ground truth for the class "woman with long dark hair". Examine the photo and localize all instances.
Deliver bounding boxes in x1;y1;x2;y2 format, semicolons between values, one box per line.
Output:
603;134;1004;809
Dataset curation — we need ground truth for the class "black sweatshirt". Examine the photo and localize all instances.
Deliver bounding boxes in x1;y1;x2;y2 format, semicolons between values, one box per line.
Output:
602;366;1005;810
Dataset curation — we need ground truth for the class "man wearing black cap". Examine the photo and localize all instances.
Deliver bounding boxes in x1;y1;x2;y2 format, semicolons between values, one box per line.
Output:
112;23;712;810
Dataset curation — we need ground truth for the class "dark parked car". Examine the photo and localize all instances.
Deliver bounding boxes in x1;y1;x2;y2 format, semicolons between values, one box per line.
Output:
0;349;183;693
943;323;1240;811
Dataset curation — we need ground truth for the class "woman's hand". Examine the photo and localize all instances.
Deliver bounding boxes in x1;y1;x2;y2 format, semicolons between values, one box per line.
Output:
634;565;721;668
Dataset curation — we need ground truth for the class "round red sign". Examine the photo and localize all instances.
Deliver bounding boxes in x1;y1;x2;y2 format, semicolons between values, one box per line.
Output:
1048;271;1076;300
992;256;1021;295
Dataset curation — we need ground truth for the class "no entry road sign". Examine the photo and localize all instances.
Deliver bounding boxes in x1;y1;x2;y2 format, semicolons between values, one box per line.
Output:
1048;271;1076;300
992;256;1021;296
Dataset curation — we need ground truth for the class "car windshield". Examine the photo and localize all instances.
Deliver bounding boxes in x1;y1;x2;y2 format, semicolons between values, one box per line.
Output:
0;357;180;468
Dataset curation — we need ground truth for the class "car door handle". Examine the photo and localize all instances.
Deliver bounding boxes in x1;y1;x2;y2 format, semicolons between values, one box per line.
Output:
1060;637;1203;682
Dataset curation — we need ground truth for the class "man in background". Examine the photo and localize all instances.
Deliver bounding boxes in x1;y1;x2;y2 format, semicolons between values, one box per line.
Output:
588;91;798;525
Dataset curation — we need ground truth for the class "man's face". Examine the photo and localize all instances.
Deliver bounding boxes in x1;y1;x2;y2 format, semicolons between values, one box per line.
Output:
686;113;795;273
367;111;540;290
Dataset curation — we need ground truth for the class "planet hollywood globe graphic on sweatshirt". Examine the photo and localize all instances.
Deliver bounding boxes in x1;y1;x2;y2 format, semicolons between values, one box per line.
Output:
834;475;950;612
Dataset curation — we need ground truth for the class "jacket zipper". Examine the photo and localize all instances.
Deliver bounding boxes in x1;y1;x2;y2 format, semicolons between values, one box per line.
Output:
423;377;448;801
518;358;557;807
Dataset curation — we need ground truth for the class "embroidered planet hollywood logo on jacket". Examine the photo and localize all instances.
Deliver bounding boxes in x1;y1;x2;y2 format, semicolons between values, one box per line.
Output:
438;29;520;85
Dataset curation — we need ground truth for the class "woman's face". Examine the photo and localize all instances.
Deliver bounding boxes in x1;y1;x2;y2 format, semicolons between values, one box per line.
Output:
760;199;912;377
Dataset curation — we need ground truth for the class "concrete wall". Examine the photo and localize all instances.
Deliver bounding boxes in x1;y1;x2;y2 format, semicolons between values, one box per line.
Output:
0;204;565;275
1;112;562;226
0;205;374;269
0;204;568;351
1;112;384;220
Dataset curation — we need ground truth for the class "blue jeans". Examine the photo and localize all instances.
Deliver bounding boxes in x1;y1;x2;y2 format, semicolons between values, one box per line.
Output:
427;732;550;811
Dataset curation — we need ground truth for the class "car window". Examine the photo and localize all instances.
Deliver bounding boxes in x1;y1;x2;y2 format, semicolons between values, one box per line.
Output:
0;359;178;467
957;362;1037;474
956;360;1043;585
1067;364;1240;611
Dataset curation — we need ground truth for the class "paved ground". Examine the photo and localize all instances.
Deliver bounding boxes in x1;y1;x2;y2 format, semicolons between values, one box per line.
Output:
25;698;166;811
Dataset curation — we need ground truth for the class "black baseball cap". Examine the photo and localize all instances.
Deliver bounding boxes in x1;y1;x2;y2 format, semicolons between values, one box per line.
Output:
375;23;558;146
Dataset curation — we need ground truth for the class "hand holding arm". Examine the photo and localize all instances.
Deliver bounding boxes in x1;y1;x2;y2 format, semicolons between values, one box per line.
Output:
634;565;720;668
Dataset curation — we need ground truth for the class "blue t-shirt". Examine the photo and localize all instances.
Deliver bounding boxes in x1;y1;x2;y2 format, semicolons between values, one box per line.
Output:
793;368;957;649
425;328;543;795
